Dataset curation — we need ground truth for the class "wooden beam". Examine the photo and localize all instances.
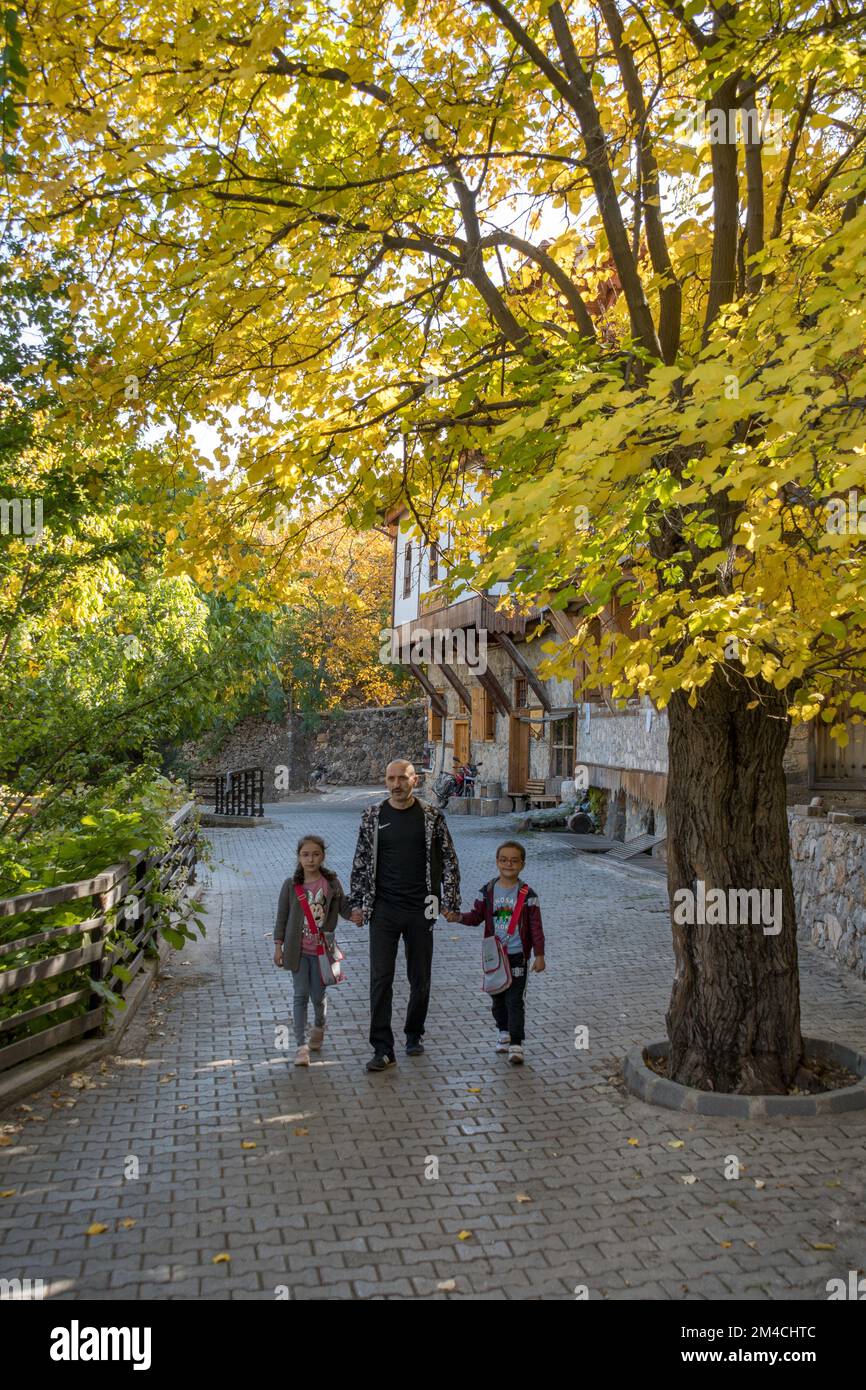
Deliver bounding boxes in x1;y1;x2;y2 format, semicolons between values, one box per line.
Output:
545;607;579;642
476;666;511;717
438;661;472;712
407;661;447;718
493;632;552;712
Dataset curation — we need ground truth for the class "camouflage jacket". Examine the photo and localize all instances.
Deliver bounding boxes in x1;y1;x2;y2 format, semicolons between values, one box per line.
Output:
349;798;461;924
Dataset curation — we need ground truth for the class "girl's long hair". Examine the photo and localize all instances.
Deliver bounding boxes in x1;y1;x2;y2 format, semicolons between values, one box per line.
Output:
293;835;337;887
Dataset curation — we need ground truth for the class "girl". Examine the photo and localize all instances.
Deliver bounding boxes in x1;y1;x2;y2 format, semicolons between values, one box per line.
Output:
273;835;354;1066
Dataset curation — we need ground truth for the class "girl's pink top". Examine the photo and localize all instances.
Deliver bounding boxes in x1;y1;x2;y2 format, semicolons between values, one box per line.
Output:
300;876;328;954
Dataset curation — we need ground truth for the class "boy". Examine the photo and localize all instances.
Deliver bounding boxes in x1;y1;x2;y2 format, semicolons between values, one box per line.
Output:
446;840;545;1064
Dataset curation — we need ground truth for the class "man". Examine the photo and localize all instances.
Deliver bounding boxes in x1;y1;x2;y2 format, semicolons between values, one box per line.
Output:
349;759;460;1072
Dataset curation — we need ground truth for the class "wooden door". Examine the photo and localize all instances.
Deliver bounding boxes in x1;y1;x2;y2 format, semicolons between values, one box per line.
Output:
453;718;470;766
508;714;530;792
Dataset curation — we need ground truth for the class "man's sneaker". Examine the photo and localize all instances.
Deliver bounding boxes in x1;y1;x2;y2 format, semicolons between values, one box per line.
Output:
365;1051;396;1073
309;1025;325;1051
294;1044;310;1067
405;1037;424;1056
495;1031;510;1054
507;1044;524;1066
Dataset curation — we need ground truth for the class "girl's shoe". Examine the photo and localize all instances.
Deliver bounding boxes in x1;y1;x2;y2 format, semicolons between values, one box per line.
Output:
294;1044;310;1067
507;1045;524;1066
495;1031;510;1053
309;1025;325;1051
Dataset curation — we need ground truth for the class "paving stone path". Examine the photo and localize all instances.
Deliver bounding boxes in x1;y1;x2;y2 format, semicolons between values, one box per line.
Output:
2;789;865;1300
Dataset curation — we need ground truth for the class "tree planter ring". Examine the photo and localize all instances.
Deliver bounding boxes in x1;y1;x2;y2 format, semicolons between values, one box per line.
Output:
624;1037;866;1117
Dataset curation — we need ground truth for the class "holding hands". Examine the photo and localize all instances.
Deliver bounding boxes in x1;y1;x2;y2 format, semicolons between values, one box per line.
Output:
349;908;364;926
444;909;461;922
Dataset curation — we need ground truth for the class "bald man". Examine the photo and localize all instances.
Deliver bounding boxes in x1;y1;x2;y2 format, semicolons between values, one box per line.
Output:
349;760;461;1071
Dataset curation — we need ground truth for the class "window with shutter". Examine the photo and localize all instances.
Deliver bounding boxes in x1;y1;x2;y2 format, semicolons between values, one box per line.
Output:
402;541;413;599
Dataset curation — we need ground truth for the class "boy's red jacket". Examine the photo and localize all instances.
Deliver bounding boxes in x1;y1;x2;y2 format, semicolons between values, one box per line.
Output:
457;878;545;958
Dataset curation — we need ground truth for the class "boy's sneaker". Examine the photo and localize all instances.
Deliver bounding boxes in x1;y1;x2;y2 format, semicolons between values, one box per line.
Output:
405;1036;424;1056
495;1031;510;1053
294;1044;310;1067
309;1025;325;1051
365;1051;396;1073
507;1044;524;1066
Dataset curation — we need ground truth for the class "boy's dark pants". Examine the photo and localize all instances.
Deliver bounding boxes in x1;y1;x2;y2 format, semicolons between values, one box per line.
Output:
491;952;528;1044
369;901;434;1053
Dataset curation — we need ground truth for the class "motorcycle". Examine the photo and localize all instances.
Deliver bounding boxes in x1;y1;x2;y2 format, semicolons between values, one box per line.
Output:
433;760;481;809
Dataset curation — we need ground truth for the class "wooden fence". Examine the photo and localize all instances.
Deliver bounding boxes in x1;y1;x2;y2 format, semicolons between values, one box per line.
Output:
0;801;198;1073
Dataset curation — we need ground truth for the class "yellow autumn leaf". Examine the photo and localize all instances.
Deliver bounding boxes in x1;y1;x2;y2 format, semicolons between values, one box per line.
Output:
212;1252;231;1264
1;1189;17;1198
86;1223;108;1236
241;1140;257;1149
457;1230;473;1241
627;1137;640;1146
118;1219;137;1230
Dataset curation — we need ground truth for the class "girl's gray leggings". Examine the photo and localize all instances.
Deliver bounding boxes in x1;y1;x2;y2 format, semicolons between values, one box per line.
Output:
292;954;327;1045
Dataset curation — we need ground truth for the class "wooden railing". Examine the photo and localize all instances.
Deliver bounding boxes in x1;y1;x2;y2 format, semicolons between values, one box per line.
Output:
0;802;198;1073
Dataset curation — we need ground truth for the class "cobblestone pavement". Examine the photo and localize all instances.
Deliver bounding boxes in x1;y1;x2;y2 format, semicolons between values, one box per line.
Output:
2;788;866;1301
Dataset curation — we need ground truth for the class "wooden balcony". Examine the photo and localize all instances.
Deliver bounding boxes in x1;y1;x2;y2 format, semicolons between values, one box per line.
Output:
407;594;537;638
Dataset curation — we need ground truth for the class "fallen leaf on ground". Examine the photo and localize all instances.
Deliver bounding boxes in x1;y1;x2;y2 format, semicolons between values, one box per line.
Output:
241;1141;257;1150
86;1223;108;1236
457;1230;472;1241
158;1074;176;1083
627;1137;640;1146
720;1241;732;1249
212;1252;231;1264
293;1128;309;1136
681;1175;698;1185
515;1193;532;1203
0;1136;12;1147
667;1140;685;1149
1;1189;17;1198
467;1087;481;1094
754;1180;765;1189
812;1242;836;1251
437;1279;456;1291
177;1105;188;1112
118;1219;136;1230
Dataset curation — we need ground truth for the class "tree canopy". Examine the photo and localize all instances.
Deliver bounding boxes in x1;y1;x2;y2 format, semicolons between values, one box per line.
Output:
5;0;864;740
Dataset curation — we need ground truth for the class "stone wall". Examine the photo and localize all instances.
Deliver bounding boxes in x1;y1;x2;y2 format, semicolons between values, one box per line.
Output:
310;702;427;787
183;701;427;800
789;809;866;979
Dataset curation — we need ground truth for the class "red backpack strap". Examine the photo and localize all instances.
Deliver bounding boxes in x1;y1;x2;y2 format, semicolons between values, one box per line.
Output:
505;884;529;938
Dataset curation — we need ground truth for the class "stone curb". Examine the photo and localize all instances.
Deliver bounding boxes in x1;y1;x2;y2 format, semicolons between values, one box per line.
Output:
623;1035;866;1118
0;887;205;1109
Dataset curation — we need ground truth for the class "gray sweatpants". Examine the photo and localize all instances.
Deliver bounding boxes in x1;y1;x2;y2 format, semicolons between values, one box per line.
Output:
292;953;327;1046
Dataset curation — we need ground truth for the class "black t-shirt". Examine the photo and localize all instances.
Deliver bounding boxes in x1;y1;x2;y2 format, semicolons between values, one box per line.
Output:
375;798;427;911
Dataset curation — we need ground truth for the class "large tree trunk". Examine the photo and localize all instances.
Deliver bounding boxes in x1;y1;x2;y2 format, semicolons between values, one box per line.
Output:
665;669;803;1093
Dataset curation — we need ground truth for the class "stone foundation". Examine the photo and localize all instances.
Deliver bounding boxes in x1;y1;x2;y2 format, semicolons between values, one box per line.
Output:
789;808;866;979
